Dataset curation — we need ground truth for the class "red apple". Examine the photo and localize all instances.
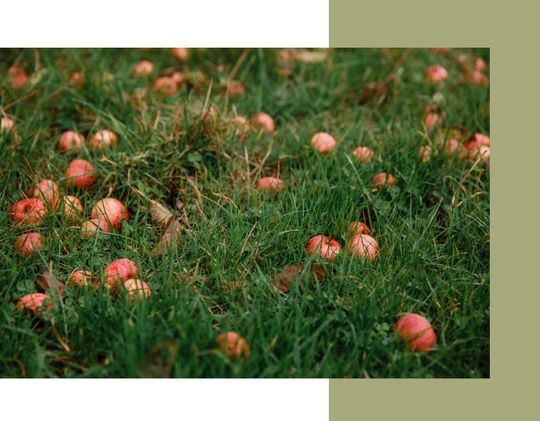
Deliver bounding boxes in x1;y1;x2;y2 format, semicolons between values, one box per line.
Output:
32;179;60;211
8;66;28;89
81;218;111;237
91;198;129;230
154;76;179;95
372;172;395;190
353;146;374;163
58;130;85;151
311;132;336;154
348;221;371;236
216;331;250;359
16;293;53;316
305;235;342;261
171;48;190;61
133;60;154;76
250;113;275;133
1;117;15;132
61;195;83;222
123;279;151;300
423;112;441;128
394;313;437;352
15;232;43;257
104;258;138;288
425;65;448;83
346;234;379;261
67;270;95;287
257;177;284;195
10;199;46;225
88;130;117;150
443;138;464;158
66;159;96;188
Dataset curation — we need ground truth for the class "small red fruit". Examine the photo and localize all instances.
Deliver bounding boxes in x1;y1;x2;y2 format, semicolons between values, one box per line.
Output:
16;293;53;316
464;133;490;149
67;270;95;287
133;60;154;76
1;117;15;132
423;112;441;128
66;159;96;188
372;172;395;190
15;232;43;257
171;48;190;61
88;130;117;150
154;76;179;95
91;198;129;230
394;313;437;352
123;279;151;300
32;179;60;211
425;65;448;83
257;177;284;195
8;66;28;89
10;199;46;225
104;258;138;288
346;234;379;261
58;130;85;151
305;235;342;261
61;195;83;222
353;146;374;163
216;331;250;359
250;113;275;133
81;218;111;237
443;138;464;158
311;132;336;154
348;221;371;236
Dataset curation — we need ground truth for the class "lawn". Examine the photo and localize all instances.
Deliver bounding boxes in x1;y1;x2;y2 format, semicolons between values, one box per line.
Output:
0;48;489;378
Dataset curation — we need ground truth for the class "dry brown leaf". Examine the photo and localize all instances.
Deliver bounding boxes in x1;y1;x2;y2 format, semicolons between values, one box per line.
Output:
149;200;174;228
36;269;65;295
272;263;325;293
154;218;182;255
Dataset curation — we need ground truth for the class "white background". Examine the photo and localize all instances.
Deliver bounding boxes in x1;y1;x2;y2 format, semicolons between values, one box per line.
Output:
0;0;329;47
1;1;330;420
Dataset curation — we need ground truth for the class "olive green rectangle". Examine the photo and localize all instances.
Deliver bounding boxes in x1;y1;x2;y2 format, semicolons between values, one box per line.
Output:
330;0;537;419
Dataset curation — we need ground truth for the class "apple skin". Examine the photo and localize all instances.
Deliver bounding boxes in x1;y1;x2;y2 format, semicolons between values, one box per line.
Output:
10;198;46;225
88;130;117;150
154;76;179;95
372;172;395;190
250;113;275;133
394;313;437;352
305;235;342;261
353;146;374;163
66;159;96;188
61;195;83;222
425;65;448;83
8;66;28;89
423;112;441;128
348;222;371;236
16;293;53;316
346;234;379;261
104;258;138;289
133;60;154;76
123;279;151;300
1;117;15;132
171;48;190;61
216;331;250;359
257;177;284;195
81;218;111;237
91;198;129;230
32;179;60;211
67;270;96;288
15;232;43;257
311;132;336;154
58;130;85;151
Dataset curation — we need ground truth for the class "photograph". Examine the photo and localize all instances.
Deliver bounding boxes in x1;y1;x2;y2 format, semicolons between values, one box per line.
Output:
0;48;489;378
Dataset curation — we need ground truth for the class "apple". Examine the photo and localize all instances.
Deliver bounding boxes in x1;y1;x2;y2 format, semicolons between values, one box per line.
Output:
67;269;95;287
32;179;60;211
10;198;46;225
8;66;28;89
153;76;179;95
171;48;190;61
311;132;336;154
372;172;395;190
58;130;85;151
443;138;464;158
66;159;96;188
250;113;275;133
133;60;154;76
123;279;151;300
305;235;342;261
81;218;111;237
91;198;129;230
353;146;374;163
1;117;15;132
104;258;138;289
423;112;441;128
425;65;448;83
15;232;43;257
394;313;437;352
216;331;250;359
61;195;83;222
88;130;117;150
348;221;371;236
257;177;284;195
16;293;53;316
346;234;379;261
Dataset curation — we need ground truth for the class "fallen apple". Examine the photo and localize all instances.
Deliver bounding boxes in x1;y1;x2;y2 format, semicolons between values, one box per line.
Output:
305;235;342;261
394;313;437;352
15;232;43;257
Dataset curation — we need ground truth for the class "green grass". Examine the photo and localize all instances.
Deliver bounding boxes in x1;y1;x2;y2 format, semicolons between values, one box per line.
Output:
0;48;489;378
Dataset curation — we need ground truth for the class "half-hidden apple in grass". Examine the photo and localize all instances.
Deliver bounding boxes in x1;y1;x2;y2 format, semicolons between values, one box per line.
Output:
8;66;28;89
353;146;374;163
104;258;138;289
346;234;379;261
311;132;336;154
66;159;96;188
425;65;448;83
58;130;85;151
133;60;154;77
123;279;151;300
11;198;46;225
88;129;117;150
16;293;53;316
423;112;441;128
257;177;284;195
61;195;83;222
67;269;95;288
15;232;43;257
171;48;190;61
216;331;250;359
305;235;342;261
91;198;129;230
372;172;395;190
250;112;275;133
154;76;179;95
32;179;60;211
394;313;437;352
443;138;464;158
348;221;371;236
1;117;15;132
81;218;111;237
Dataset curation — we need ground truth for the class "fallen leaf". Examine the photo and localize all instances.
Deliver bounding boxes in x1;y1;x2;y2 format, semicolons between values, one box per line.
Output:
272;263;325;293
149;200;174;228
36;269;65;295
154;217;182;255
